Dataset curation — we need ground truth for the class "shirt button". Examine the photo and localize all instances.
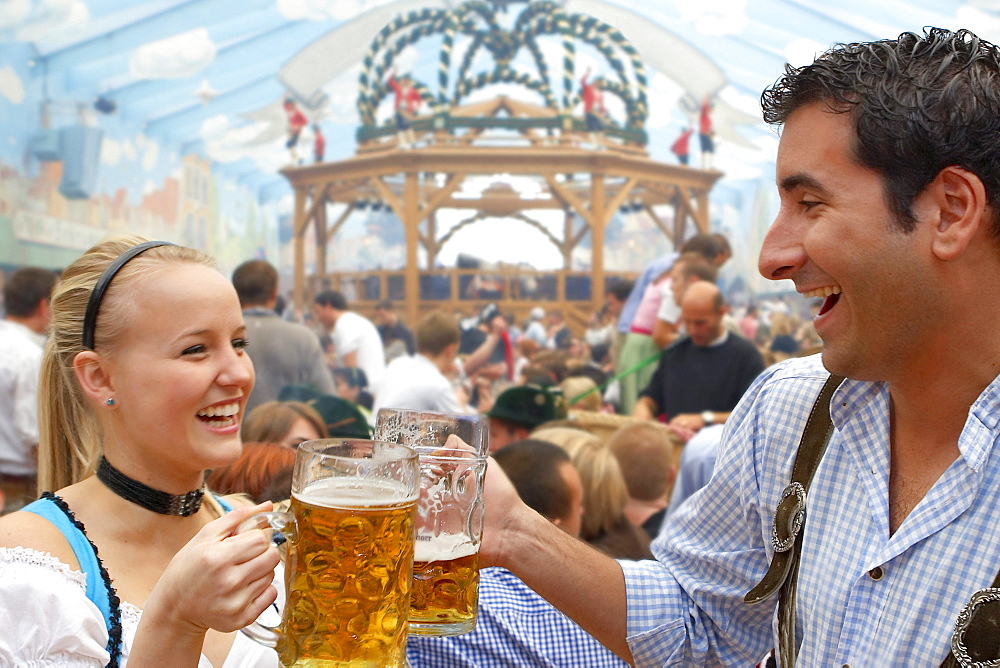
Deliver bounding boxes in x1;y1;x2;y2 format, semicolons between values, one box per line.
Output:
868;566;884;581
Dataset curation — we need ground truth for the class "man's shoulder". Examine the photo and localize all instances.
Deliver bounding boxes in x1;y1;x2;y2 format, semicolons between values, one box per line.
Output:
741;354;833;413
246;315;319;343
0;322;44;363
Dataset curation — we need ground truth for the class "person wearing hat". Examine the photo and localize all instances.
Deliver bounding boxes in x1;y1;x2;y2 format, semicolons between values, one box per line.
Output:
487;384;566;452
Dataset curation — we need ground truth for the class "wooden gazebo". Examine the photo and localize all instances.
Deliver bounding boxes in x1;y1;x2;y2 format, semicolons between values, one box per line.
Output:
281;0;723;330
282;99;721;329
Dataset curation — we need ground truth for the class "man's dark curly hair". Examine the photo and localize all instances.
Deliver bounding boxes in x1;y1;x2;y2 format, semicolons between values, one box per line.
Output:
761;27;1000;235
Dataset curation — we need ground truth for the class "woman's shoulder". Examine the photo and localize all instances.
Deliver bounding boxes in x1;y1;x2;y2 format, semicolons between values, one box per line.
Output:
0;499;81;570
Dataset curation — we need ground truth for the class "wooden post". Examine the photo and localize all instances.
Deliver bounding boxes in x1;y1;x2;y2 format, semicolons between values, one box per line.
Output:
403;172;420;330
292;186;307;312
315;196;328;283
590;174;607;319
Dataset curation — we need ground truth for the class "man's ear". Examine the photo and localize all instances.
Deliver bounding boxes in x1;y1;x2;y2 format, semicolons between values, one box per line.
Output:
925;166;988;261
73;350;114;405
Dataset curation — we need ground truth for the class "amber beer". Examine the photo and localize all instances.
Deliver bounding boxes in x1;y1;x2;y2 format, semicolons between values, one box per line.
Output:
277;477;417;667
409;537;481;634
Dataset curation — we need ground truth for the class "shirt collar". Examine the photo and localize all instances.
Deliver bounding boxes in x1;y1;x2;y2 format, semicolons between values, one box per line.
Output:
831;371;1000;471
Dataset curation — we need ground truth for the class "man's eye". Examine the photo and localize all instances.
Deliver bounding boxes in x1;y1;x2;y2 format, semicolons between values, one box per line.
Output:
799;200;821;210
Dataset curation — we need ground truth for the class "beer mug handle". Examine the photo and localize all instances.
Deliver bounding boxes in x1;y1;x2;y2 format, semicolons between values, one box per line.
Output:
236;511;296;648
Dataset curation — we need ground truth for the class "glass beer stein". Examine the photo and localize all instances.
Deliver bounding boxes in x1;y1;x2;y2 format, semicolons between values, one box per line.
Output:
239;439;419;667
373;408;488;456
374;409;488;636
408;447;487;636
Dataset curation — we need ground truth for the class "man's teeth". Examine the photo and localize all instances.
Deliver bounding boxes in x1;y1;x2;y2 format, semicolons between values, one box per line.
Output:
198;403;239;419
803;286;842;299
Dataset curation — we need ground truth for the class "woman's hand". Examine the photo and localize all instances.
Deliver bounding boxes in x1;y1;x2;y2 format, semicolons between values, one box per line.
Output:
162;502;280;632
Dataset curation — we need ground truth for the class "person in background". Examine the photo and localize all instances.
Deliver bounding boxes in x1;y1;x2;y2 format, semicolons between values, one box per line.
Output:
232;259;335;415
373;300;415;361
523;306;548;346
283;97;308;164
312;123;324;163
206;442;296;504
331;366;373;417
671;125;693;165
0;236;280;665
0;266;58;513
313;290;386;394
608;422;683;539
407;439;626;667
373;311;472;415
240;400;327;449
633;282;765;437
486;385;565;452
533;426;653;560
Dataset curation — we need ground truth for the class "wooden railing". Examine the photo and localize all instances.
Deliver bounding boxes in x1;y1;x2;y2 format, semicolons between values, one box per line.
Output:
313;267;636;332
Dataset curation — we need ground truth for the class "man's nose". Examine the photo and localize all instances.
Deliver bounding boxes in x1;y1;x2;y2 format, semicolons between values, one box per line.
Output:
758;208;806;281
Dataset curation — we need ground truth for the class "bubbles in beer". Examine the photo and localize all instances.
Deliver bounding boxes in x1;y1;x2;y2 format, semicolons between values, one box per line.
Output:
277;478;416;667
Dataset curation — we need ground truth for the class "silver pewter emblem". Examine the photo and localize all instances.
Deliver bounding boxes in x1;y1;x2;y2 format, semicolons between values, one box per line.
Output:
771;482;806;553
951;587;1000;667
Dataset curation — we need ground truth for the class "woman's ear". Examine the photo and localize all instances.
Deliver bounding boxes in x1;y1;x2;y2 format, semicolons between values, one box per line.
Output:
73;350;114;405
926;166;988;261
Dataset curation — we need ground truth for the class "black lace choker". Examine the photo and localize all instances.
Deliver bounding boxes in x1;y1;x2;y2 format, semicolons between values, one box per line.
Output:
96;456;205;516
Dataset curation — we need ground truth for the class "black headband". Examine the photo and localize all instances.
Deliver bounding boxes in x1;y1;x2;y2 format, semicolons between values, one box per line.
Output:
81;241;175;350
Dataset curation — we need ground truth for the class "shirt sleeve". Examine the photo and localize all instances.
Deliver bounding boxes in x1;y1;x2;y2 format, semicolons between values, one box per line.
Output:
0;548;110;666
655;280;680;325
620;366;783;666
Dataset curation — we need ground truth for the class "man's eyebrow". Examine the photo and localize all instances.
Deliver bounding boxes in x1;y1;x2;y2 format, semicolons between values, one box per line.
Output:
779;173;829;196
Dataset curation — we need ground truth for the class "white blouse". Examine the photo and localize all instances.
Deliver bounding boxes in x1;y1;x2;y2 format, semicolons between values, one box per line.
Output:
0;547;281;667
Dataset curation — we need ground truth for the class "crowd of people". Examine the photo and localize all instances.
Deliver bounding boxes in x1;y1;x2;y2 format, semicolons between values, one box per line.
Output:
1;25;1000;667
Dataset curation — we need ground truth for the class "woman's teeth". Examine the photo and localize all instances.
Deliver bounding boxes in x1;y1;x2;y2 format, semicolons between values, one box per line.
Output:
197;402;239;427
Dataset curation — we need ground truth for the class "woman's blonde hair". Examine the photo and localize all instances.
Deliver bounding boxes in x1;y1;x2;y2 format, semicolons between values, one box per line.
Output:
38;235;216;492
241;401;328;445
532;426;629;541
559;376;601;412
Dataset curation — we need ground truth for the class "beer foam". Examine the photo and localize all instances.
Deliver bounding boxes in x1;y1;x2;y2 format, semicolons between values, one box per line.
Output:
295;477;418;509
414;533;479;562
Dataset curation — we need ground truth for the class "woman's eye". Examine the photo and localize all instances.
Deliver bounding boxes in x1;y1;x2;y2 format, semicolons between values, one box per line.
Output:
181;344;206;355
233;338;249;351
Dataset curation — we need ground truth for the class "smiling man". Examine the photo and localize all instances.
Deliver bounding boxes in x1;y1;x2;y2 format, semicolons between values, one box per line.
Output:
478;28;1000;666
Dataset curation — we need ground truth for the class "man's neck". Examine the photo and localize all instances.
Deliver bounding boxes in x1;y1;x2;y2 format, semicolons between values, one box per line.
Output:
624;497;666;528
4;314;44;335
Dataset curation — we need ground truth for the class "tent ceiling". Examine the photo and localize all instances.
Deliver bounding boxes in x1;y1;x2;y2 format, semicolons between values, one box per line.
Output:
4;0;998;198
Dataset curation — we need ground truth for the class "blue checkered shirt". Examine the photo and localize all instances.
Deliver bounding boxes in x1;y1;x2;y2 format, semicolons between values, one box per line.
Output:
621;354;1000;666
407;566;628;667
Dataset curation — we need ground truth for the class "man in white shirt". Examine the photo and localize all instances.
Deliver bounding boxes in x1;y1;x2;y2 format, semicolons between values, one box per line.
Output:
314;290;386;395
373;311;470;415
0;266;57;513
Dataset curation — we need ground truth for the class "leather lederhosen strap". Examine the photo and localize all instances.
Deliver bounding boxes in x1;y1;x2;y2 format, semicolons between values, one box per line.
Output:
744;373;1000;667
744;373;842;667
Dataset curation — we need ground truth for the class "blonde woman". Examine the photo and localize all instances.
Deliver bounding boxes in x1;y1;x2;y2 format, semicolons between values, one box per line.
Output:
0;237;281;665
532;426;652;560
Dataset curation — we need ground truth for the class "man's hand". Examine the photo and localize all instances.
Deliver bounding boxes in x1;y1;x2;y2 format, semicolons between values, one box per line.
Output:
669;412;706;434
